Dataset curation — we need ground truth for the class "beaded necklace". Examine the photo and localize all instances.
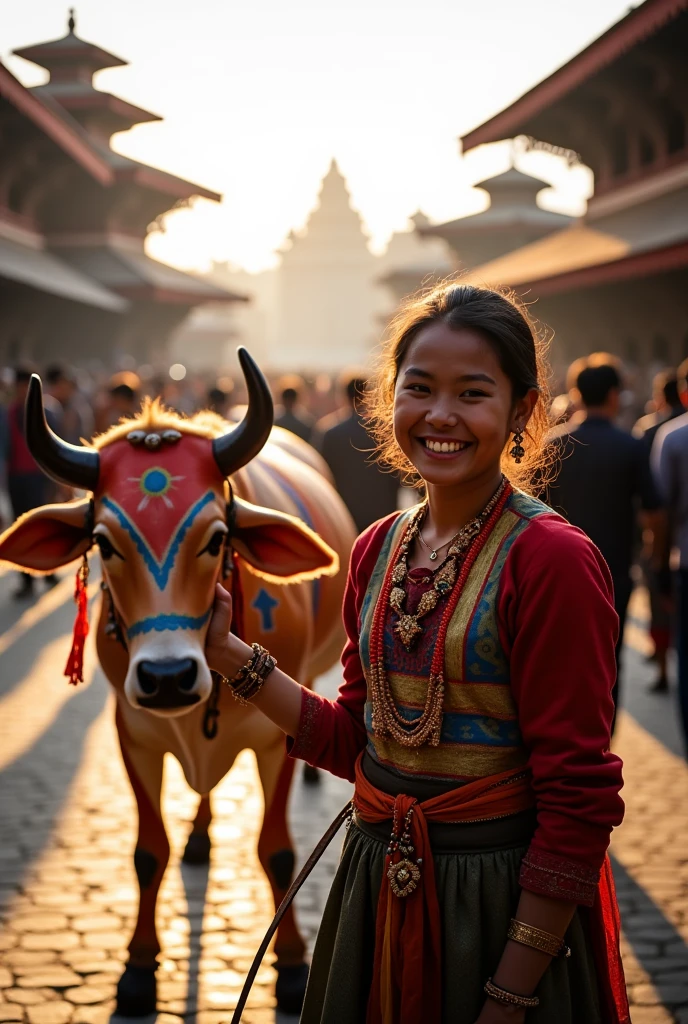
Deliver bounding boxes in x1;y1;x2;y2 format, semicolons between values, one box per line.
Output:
369;478;511;748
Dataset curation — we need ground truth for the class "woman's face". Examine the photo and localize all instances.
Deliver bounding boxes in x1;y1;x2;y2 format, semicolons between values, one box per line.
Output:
393;322;537;491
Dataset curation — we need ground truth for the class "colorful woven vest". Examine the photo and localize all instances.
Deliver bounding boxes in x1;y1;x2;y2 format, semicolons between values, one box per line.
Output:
359;489;552;782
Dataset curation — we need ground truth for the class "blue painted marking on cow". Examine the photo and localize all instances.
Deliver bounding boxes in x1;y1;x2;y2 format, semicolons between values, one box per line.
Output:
127;607;213;640
144;469;168;494
252;588;279;632
260;463;321;617
101;491;214;591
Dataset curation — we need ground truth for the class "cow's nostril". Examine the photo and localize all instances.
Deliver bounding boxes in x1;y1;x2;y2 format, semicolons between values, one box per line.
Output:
136;658;198;702
137;662;160;696
177;659;197;692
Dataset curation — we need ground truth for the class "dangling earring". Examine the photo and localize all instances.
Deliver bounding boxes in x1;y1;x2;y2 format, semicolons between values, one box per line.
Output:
510;428;525;464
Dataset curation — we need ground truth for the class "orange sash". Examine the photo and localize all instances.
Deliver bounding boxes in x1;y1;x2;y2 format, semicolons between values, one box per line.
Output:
353;754;535;1024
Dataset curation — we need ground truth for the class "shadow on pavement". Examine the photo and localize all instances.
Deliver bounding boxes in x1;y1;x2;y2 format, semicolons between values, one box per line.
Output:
0;669;109;909
612;854;688;1004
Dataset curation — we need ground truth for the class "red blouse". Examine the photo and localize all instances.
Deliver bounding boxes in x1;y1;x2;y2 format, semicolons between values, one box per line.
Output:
289;510;625;905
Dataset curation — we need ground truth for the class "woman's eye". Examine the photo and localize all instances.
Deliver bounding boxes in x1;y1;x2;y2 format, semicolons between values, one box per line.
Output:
199;531;226;558
407;384;430;393
461;389;488;398
94;535;116;560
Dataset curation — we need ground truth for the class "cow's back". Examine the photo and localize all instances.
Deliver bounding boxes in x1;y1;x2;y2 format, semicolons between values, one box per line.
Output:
232;431;356;679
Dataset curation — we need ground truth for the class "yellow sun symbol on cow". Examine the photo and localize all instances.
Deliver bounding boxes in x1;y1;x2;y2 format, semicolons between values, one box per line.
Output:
129;467;185;511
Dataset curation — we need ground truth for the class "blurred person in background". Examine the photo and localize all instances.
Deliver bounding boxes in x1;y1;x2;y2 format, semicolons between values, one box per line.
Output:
274;374;316;443
95;372;140;432
6;366;60;598
547;360;661;725
46;364;95;445
634;370;684;441
317;373;399;533
207;386;232;418
634;370;684;692
652;359;688;756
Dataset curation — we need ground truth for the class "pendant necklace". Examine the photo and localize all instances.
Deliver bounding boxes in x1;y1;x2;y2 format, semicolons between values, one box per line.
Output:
368;476;510;748
417;529;451;562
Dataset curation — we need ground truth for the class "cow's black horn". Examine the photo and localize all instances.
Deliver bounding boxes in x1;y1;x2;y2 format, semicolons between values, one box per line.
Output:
26;374;100;491
212;348;273;477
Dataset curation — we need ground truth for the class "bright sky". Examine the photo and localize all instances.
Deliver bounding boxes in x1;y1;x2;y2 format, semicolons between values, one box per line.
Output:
5;0;634;272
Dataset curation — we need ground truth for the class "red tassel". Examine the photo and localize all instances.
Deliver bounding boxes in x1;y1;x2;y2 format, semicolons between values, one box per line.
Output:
230;549;245;641
64;556;90;685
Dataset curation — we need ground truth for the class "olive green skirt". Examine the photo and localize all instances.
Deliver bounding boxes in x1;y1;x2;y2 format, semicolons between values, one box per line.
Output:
299;818;602;1024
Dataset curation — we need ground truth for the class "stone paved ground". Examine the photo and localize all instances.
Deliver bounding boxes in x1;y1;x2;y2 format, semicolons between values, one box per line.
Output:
0;567;686;1022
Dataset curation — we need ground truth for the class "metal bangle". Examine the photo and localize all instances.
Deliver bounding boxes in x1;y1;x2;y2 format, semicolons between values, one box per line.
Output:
508;918;571;958
484;978;540;1009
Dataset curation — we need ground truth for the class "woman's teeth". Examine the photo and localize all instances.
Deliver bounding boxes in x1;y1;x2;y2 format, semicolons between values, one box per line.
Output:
423;439;469;453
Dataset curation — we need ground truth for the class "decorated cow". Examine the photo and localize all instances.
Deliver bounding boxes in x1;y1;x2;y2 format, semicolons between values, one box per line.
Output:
0;350;356;1016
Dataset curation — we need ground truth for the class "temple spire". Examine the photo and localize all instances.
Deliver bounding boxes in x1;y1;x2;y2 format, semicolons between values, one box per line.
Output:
68;8;76;33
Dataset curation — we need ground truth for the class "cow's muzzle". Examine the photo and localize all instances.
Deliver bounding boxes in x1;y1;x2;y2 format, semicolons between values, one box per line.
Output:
135;658;200;709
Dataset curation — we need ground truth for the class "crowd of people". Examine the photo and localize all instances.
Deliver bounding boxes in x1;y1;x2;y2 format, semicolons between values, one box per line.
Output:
0;351;686;754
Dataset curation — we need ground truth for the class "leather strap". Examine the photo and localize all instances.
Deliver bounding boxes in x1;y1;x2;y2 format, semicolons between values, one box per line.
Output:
231;800;353;1023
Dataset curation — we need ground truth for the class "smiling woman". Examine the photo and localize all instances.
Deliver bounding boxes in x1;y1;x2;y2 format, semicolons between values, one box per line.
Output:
224;282;629;1023
365;283;553;495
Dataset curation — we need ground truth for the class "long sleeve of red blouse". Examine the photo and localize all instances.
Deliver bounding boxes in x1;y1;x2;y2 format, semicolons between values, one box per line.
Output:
498;514;625;904
286;516;398;780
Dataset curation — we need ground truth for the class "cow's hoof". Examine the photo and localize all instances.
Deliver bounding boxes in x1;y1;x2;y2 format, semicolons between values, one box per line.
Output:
303;764;320;785
275;962;309;1015
182;832;211;865
116;964;157;1017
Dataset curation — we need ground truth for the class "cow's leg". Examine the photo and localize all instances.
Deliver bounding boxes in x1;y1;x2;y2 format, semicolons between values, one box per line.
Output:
115;712;169;1017
182;793;212;864
255;741;309;1015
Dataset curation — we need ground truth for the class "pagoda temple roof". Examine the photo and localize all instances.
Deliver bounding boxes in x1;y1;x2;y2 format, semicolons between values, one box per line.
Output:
460;220;688;296
55;241;247;303
0;60;113;184
13;15;127;75
461;0;687;153
12;13;220;204
0;228;126;311
472;167;552;194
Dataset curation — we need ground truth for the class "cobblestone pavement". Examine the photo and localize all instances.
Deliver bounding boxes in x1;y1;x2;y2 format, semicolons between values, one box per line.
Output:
0;567;686;1022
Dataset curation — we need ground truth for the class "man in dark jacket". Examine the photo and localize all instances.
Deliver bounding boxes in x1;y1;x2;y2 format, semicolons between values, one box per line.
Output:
547;361;661;722
317;375;399;534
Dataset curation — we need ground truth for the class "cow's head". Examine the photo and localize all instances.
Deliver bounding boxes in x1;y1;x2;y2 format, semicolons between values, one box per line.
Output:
0;349;338;716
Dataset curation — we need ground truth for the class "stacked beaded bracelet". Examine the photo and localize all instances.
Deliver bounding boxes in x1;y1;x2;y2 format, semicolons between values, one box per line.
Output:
484;979;539;1009
508;919;571;958
224;643;277;705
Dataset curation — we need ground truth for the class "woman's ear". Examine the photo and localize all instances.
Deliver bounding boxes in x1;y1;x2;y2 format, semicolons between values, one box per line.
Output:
511;388;540;433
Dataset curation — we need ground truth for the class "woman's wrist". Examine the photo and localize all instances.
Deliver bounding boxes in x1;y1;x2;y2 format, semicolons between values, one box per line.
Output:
208;632;253;680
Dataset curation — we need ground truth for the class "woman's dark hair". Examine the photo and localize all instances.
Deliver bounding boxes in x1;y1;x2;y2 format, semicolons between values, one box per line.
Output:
365;282;553;493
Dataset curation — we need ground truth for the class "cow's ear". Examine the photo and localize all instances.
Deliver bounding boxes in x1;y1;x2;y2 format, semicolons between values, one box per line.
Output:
231;496;339;583
0;498;92;573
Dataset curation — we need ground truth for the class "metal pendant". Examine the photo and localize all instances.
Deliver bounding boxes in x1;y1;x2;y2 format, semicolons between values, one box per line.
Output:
429;550;438;561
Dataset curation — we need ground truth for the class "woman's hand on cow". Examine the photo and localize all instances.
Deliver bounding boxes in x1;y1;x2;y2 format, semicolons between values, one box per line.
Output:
205;582;250;677
205;582;304;738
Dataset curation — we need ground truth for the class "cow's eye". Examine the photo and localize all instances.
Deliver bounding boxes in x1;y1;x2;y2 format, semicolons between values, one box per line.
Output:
198;531;226;558
94;535;121;561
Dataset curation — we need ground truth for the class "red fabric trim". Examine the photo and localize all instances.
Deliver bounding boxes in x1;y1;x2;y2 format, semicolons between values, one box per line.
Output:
287;688;324;763
587;856;631;1024
519;847;598;905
